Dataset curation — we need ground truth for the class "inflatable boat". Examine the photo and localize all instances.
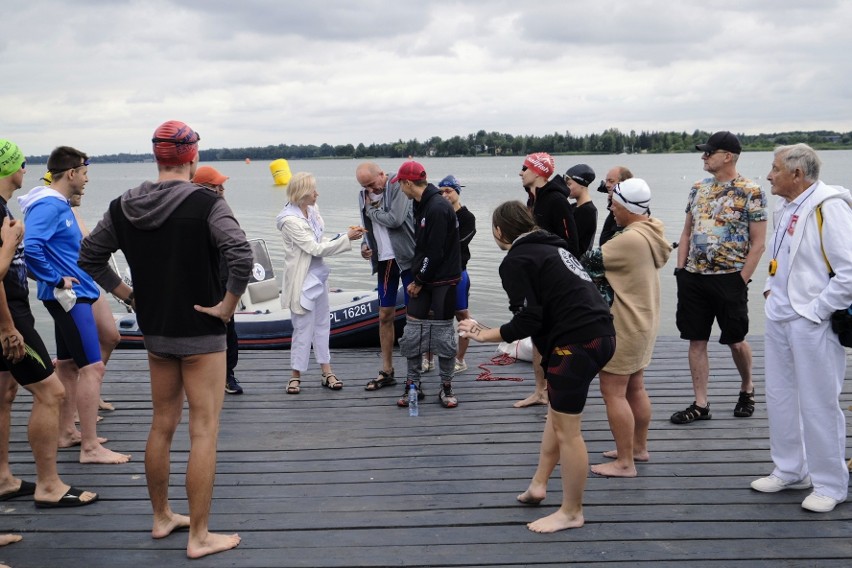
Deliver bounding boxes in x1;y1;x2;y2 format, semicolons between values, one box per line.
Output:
115;239;406;349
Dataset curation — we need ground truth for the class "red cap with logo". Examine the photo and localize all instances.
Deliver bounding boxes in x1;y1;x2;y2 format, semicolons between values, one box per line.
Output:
390;160;427;183
523;152;555;179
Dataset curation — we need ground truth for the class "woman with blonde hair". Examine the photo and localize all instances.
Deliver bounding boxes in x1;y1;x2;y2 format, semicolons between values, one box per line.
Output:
276;172;364;394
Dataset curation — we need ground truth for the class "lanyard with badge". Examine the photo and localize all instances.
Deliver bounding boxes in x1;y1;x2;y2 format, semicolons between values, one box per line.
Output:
768;188;815;276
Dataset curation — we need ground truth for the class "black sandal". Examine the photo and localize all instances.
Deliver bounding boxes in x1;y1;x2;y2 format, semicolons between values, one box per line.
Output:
365;369;396;391
734;390;756;417
670;402;711;424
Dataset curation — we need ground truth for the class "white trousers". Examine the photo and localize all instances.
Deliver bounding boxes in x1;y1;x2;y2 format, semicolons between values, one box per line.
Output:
289;282;331;372
764;316;849;501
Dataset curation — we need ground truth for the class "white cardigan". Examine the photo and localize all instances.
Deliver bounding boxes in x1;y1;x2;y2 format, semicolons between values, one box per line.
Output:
276;204;351;315
764;181;852;323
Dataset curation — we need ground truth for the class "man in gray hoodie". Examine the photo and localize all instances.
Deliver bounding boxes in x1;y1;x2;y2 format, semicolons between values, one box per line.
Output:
78;121;252;559
356;162;415;391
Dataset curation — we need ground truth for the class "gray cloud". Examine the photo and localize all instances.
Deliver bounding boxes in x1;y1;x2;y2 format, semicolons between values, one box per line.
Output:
4;0;850;155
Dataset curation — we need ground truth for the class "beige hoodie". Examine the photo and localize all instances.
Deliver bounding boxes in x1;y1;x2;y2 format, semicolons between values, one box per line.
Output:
601;217;672;374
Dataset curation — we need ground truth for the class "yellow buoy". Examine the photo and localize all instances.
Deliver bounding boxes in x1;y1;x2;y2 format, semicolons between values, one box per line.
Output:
269;158;291;186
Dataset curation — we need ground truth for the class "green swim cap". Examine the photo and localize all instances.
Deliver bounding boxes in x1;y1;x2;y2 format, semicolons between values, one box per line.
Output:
0;139;25;179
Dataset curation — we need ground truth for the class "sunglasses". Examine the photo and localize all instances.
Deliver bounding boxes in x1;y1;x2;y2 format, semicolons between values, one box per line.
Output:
521;165;528;172
20;161;26;170
49;158;90;175
702;150;728;158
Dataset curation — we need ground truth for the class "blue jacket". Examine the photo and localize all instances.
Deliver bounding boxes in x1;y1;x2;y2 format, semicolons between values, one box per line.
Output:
18;186;101;301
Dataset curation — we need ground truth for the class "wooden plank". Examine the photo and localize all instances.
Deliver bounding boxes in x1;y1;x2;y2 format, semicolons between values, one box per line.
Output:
2;339;851;567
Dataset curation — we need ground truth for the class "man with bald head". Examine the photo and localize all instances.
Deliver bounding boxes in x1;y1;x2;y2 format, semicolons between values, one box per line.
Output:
356;162;415;392
599;166;633;246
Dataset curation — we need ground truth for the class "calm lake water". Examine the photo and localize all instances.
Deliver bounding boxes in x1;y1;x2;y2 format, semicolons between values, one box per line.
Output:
12;150;852;351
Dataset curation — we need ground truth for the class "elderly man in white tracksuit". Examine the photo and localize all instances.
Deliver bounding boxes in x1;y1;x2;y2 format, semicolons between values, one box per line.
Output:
750;143;852;513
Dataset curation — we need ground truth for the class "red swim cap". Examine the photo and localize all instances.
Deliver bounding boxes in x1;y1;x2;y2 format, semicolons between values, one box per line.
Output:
151;120;200;166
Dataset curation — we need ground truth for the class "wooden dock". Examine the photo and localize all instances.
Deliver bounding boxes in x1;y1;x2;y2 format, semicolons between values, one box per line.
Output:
2;338;851;567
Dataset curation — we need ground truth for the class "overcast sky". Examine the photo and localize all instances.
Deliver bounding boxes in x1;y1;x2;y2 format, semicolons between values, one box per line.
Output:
4;0;851;156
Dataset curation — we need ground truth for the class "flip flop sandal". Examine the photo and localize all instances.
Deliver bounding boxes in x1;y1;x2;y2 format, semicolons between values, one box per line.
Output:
365;369;396;391
34;486;98;508
321;372;343;390
0;480;36;501
286;378;301;394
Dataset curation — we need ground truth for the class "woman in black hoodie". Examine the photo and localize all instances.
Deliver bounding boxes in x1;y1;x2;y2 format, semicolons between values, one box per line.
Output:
459;201;615;534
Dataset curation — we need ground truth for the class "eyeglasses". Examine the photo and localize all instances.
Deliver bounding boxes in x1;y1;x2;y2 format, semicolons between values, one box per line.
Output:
613;183;650;212
49;159;90;175
439;188;456;195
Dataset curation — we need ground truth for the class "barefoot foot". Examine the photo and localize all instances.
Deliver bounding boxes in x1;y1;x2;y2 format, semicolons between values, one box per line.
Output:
152;512;191;539
513;392;548;408
80;445;131;464
591;461;637;478
517;487;546;505
99;399;115;411
527;510;584;533
0;534;22;547
58;432;109;448
187;532;241;559
602;449;649;462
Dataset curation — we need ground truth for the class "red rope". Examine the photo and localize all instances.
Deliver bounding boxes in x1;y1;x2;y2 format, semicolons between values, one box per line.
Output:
475;352;526;382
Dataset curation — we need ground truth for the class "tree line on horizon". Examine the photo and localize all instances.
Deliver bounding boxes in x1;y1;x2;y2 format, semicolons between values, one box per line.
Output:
26;128;852;164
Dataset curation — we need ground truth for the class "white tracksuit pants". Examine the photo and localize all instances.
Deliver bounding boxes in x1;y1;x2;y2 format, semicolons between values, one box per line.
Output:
289;282;331;373
764;316;849;501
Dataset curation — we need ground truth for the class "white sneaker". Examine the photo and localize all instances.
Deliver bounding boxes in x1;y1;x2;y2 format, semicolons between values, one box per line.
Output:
801;492;843;513
750;474;812;493
453;359;467;372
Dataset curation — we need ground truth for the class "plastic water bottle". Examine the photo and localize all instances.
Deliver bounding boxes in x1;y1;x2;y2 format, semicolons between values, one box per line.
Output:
408;383;419;417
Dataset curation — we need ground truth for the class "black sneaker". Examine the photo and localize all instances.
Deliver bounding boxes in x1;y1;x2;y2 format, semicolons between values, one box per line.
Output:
670;401;710;424
225;374;244;395
439;381;458;408
396;380;425;407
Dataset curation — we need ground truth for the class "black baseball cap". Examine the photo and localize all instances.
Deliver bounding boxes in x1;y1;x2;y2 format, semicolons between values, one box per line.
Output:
696;131;741;154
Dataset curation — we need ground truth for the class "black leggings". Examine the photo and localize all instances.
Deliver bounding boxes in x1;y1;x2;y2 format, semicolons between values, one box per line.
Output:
407;284;457;320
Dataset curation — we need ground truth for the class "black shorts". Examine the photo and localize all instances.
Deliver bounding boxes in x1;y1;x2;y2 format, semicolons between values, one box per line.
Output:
675;270;749;344
545;335;616;414
0;306;55;385
407;283;457;320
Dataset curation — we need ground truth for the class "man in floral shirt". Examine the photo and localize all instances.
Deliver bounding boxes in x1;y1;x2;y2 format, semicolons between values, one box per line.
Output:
671;131;767;424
